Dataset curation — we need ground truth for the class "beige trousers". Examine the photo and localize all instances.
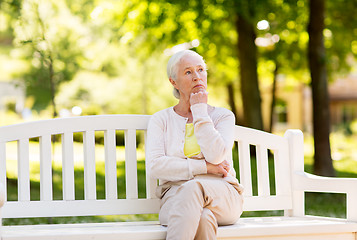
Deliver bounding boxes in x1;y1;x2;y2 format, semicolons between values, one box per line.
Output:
159;178;243;240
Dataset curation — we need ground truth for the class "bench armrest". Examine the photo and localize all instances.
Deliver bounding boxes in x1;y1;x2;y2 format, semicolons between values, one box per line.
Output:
294;171;357;221
0;183;4;208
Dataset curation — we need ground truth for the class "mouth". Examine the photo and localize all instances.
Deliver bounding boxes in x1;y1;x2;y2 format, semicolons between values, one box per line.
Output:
193;84;204;89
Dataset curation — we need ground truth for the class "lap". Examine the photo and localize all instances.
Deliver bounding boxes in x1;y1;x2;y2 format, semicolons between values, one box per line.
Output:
160;178;243;226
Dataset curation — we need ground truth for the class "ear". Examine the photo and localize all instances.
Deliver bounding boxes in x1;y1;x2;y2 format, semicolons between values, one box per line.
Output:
169;78;178;89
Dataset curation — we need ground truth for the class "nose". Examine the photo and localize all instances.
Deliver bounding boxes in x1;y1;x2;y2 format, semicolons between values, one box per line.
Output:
192;71;200;81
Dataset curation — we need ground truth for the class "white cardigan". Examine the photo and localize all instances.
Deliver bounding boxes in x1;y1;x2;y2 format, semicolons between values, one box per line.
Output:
147;103;244;197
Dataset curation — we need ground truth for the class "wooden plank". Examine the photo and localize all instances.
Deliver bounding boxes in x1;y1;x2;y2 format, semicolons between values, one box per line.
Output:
237;140;253;197
124;129;138;199
0;115;151;143
234;125;286;150
104;129;117;200
1;216;357;240
62;133;75;201
144;130;157;199
0;142;6;201
17;139;30;201
40;135;53;201
243;195;292;211
1;221;165;240
256;145;270;197
274;145;291;196
83;130;96;200
284;130;305;217
2;199;160;218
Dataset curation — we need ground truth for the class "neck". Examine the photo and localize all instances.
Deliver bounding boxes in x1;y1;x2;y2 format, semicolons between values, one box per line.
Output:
174;99;193;121
175;99;191;115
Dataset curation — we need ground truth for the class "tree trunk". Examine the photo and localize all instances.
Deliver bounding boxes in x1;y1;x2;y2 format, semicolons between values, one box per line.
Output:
227;82;240;125
308;0;335;176
269;62;279;133
48;55;57;119
236;14;263;130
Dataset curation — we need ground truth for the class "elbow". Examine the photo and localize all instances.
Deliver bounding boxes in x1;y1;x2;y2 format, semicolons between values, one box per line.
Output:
147;158;160;180
205;147;229;165
149;167;159;180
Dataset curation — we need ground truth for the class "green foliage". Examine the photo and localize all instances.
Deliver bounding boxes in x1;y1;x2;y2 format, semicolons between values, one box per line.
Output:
12;0;86;111
1;0;356;117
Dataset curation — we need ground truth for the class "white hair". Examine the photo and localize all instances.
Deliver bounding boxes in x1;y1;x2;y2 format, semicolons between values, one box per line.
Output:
166;50;207;99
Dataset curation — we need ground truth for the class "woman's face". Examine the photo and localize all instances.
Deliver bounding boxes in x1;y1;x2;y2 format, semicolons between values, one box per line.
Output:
171;54;207;99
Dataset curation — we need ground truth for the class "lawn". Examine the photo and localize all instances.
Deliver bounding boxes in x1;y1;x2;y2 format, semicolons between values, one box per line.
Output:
2;137;357;225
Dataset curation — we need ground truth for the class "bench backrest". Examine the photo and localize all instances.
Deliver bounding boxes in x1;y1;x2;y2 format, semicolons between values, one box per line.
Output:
0;115;300;219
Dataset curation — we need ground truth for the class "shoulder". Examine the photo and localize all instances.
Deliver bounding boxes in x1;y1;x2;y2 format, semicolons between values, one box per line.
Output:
151;107;172;119
149;107;173;128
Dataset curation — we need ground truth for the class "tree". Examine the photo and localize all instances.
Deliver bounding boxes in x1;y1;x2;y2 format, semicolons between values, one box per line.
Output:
234;1;263;130
308;0;335;176
13;0;86;116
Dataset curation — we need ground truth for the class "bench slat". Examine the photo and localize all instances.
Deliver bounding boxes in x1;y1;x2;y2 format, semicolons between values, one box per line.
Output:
2;199;160;218
125;129;138;199
256;145;270;196
0;142;6;201
274;145;291;196
83;130;96;200
243;195;292;211
237;140;253;197
62;133;75;201
144;131;157;199
0;115;151;143
40;135;53;201
18;139;30;201
104;129;117;200
3;217;356;240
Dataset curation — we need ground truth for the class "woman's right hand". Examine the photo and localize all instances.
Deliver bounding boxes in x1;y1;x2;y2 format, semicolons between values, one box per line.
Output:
206;160;230;177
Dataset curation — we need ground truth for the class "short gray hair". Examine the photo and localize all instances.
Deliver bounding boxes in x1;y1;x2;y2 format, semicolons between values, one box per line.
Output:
166;50;206;99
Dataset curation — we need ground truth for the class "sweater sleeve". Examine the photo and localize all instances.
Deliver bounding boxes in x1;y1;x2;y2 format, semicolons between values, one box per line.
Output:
191;103;235;165
147;114;207;182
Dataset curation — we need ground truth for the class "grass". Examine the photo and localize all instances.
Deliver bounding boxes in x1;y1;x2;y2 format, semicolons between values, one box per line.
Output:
3;140;357;226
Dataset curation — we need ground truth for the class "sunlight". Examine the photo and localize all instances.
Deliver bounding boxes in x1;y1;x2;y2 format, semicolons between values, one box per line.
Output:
257;20;270;30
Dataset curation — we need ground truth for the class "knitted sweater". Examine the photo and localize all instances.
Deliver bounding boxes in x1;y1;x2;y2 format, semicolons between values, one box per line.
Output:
147;103;244;198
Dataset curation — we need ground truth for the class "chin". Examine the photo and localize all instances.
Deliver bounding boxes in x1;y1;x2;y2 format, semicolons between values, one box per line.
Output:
192;87;206;93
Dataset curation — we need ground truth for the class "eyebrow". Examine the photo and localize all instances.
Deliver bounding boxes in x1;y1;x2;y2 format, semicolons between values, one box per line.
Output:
183;65;204;70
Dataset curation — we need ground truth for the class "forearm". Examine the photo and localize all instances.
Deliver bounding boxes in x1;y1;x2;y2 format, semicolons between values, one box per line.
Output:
191;104;235;164
149;155;206;181
147;115;207;182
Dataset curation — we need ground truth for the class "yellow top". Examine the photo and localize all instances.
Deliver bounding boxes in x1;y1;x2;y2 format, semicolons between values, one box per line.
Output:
184;123;201;158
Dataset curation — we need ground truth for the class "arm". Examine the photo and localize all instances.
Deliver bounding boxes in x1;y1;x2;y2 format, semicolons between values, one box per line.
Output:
294;171;357;221
147;115;207;182
191;103;235;165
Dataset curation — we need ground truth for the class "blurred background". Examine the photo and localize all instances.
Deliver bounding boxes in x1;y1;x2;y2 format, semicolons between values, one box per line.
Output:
0;0;357;183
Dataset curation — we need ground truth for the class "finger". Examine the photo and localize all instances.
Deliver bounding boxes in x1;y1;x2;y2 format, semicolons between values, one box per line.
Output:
219;165;228;177
222;168;228;177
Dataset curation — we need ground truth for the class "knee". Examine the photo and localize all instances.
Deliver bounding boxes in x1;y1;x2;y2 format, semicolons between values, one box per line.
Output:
197;208;218;235
200;208;217;226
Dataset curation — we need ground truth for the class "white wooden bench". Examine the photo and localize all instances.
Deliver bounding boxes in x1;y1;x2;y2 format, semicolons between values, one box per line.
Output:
0;114;356;240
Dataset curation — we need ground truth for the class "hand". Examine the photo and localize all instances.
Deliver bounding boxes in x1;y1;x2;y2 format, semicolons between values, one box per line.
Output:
206;160;230;177
190;90;208;105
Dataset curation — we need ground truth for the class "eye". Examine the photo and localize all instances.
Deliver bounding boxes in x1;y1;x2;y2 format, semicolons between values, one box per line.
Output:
198;68;204;72
185;70;191;75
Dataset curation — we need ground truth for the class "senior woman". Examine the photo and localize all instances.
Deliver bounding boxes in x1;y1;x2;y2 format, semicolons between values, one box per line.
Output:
147;50;244;240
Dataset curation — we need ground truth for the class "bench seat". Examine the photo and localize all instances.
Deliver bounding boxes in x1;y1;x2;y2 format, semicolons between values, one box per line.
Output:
2;216;357;240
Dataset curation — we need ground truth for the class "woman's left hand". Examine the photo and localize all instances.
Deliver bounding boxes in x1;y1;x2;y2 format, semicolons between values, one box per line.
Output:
190;90;208;105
